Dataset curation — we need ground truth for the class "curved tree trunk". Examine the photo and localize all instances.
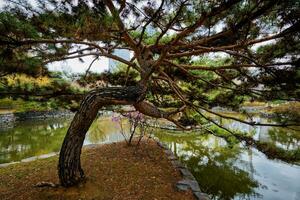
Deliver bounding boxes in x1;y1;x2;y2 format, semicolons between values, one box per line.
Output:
58;86;145;187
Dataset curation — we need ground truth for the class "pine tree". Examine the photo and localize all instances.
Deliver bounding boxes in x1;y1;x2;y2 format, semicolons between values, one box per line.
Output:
0;0;299;186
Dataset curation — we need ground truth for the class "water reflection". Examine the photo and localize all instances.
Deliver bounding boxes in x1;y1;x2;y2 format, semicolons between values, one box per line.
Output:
0;116;128;164
85;117;130;145
216;115;300;151
267;128;300;151
155;119;300;200
0;119;70;164
155;132;261;199
0;114;299;199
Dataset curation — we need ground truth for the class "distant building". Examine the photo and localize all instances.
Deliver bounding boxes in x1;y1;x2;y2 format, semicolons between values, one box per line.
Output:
108;49;131;72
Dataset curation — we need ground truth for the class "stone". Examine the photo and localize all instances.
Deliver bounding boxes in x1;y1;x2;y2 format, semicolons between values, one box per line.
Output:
193;192;211;200
21;156;38;162
38;152;57;159
164;149;173;156
188;180;201;192
180;168;195;179
171;160;185;168
0;110;74;127
176;179;201;192
0;161;20;168
155;138;211;199
176;180;190;191
0;113;16;127
168;154;177;160
156;141;168;149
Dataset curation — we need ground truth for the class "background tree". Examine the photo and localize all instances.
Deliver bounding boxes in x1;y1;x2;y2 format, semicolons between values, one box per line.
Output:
0;0;299;187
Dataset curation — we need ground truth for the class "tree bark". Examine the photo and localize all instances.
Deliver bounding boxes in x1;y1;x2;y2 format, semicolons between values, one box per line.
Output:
58;86;144;187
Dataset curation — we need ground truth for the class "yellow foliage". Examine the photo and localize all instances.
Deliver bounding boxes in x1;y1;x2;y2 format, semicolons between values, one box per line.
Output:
5;74;52;87
270;102;300;114
242;101;267;107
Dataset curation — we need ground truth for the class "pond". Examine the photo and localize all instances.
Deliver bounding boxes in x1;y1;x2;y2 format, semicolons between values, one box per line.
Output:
0;113;299;200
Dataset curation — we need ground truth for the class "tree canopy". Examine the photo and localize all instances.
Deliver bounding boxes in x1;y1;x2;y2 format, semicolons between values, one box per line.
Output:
1;0;299;104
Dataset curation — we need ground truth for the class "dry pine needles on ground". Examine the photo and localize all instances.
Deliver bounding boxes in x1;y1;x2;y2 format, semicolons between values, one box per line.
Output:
0;139;194;200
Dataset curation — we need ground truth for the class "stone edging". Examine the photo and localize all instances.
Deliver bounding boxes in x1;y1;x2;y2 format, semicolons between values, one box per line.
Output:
0;152;58;168
0;110;74;126
156;140;210;200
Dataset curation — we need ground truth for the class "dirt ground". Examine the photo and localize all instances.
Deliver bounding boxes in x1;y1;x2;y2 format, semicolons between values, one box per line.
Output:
0;139;194;200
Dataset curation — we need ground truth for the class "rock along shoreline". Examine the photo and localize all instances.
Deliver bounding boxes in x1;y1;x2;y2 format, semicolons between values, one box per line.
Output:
156;140;210;200
0;110;74;128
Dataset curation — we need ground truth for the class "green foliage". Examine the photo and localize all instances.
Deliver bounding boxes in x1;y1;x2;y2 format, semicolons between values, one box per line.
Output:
0;12;39;39
0;73;84;112
0;97;58;112
265;102;300;123
0;12;45;76
77;64;139;88
192;56;232;67
153;56;250;109
155;130;260;199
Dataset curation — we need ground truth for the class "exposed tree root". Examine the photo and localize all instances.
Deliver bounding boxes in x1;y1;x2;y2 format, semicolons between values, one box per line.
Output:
33;181;58;188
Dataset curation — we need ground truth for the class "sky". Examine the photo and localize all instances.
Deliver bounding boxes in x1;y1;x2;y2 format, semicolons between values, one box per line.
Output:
47;50;133;74
47;55;109;74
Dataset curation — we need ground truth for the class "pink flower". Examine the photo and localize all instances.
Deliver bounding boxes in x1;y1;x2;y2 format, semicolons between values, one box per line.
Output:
111;115;120;123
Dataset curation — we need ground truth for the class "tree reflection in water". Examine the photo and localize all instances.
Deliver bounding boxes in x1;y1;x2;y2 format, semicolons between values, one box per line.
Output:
0;114;299;199
86;117;130;144
0;119;71;163
0;116;134;164
155;131;261;200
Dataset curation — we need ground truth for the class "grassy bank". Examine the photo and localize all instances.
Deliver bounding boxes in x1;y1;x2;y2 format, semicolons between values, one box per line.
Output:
264;101;300;122
0;140;194;200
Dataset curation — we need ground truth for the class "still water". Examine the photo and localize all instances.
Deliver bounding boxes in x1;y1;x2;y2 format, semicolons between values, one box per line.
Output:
0;114;299;200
